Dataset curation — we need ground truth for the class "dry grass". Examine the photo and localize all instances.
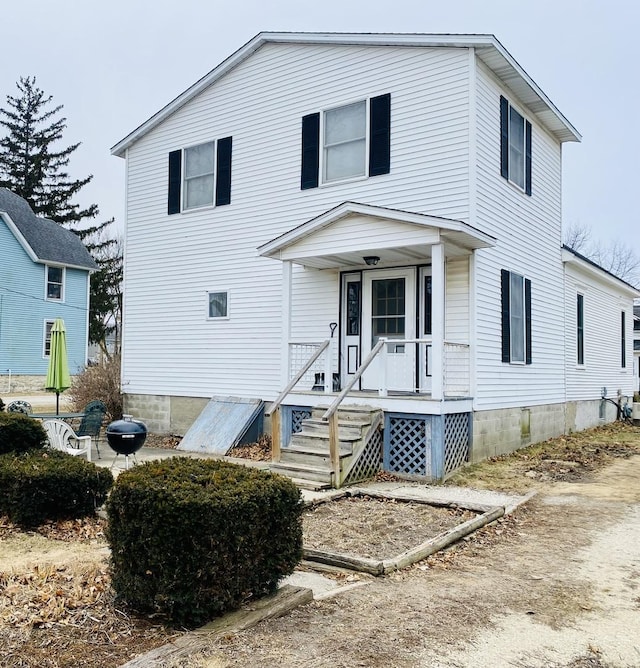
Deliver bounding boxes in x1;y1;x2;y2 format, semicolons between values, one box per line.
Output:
445;422;640;493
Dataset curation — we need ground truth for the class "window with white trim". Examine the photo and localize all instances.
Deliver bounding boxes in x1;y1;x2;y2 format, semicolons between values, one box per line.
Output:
500;96;532;195
46;265;64;301
44;319;55;356
323;101;367;182
167;137;232;214
577;293;585;365
621;311;627;368
501;269;532;365
301;93;391;189
184;141;215;209
207;291;228;319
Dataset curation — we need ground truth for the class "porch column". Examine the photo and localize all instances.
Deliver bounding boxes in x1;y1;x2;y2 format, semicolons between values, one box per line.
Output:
431;243;445;400
280;260;292;388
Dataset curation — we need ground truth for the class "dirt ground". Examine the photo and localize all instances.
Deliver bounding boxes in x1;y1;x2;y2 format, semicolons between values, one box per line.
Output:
1;423;640;667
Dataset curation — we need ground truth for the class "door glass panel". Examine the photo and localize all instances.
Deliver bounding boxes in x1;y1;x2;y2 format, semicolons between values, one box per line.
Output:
371;278;405;346
423;275;432;335
346;281;361;336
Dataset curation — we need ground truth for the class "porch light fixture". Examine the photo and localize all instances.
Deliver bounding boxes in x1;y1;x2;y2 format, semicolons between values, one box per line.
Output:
363;256;380;266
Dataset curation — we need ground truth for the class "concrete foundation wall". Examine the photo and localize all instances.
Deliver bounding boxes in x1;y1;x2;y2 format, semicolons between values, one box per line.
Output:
0;374;48;394
124;393;273;437
471;399;619;462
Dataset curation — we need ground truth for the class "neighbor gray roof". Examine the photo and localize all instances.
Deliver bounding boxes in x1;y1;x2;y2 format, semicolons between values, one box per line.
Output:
0;188;97;270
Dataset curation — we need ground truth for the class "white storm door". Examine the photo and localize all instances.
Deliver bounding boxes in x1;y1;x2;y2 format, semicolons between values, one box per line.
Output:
361;268;416;391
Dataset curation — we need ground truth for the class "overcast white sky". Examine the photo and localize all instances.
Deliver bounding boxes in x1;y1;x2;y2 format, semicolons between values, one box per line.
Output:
2;0;638;259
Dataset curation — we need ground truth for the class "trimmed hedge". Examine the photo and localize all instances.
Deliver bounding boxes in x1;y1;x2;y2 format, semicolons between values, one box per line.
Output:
106;457;303;628
0;412;47;454
0;449;114;527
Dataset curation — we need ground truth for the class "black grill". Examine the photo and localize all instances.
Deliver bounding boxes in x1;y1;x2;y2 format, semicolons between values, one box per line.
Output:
106;416;147;456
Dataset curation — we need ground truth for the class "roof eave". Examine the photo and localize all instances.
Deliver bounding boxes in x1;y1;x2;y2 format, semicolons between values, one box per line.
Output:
562;247;640;297
111;31;579;156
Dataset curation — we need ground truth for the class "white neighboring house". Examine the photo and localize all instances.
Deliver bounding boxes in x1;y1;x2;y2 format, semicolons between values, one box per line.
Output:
112;32;638;487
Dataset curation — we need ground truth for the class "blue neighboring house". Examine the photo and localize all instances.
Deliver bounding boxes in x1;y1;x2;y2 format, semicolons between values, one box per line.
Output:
0;188;97;387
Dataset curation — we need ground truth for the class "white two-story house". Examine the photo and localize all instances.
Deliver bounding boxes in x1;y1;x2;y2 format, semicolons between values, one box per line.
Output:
112;32;637;487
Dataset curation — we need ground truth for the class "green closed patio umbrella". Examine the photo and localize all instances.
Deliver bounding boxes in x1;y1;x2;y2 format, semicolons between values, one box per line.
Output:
45;318;71;415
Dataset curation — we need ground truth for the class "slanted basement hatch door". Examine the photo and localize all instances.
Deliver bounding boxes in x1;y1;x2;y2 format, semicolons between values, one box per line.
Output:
176;396;264;454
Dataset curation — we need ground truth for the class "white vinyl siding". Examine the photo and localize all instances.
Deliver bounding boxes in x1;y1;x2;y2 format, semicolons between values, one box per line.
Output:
473;59;564;410
122;43;471;399
564;265;636;401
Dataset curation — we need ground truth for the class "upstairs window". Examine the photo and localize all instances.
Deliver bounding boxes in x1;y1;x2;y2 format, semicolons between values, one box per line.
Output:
184;142;215;209
500;96;532;195
46;265;64;301
167;137;233;214
301;93;391;189
501;269;532;364
324;101;367;182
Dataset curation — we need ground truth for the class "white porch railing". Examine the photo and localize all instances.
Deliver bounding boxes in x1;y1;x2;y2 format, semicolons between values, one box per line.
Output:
443;342;470;397
288;340;335;393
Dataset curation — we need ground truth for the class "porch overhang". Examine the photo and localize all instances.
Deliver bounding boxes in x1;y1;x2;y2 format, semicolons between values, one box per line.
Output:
258;202;496;269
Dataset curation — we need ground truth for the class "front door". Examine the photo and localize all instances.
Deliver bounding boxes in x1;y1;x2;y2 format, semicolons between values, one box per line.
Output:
361;268;416;391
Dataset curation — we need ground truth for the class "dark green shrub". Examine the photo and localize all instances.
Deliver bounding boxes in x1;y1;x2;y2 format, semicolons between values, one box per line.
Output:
0;412;47;454
0;449;113;527
106;458;303;628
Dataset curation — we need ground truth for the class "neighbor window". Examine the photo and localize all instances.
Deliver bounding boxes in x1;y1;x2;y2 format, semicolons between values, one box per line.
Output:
46;265;64;300
208;291;228;319
500;96;532;195
501;269;532;364
301;93;391;189
43;320;54;356
577;294;584;365
167;137;232;214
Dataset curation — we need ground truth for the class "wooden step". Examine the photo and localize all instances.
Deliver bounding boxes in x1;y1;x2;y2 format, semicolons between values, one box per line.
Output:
270;461;333;484
300;418;367;439
280;445;350;467
310;405;380;422
292;433;356;450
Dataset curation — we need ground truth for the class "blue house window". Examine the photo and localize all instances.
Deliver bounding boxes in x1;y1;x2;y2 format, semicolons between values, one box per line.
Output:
43;320;55;357
46;265;64;301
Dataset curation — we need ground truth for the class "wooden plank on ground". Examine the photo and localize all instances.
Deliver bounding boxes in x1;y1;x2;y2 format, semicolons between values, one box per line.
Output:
382;506;505;573
119;585;312;668
303;547;384;575
349;487;497;513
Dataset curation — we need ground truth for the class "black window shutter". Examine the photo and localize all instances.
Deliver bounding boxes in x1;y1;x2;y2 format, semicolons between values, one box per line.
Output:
215;136;232;206
525;278;532;365
369;93;391;177
168;150;182;215
525;120;532;196
301;113;320;190
500;96;509;180
501;269;511;363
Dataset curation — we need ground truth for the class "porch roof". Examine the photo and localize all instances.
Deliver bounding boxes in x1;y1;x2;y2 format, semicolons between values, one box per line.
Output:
257;202;496;269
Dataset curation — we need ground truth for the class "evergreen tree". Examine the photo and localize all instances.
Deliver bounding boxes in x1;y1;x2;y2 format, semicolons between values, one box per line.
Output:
0;76;98;227
0;76;122;353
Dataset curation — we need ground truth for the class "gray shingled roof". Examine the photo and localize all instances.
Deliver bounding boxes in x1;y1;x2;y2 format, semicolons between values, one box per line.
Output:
0;188;97;270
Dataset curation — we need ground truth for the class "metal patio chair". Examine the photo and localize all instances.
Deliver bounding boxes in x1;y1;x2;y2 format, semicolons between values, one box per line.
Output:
7;400;32;415
76;400;107;458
